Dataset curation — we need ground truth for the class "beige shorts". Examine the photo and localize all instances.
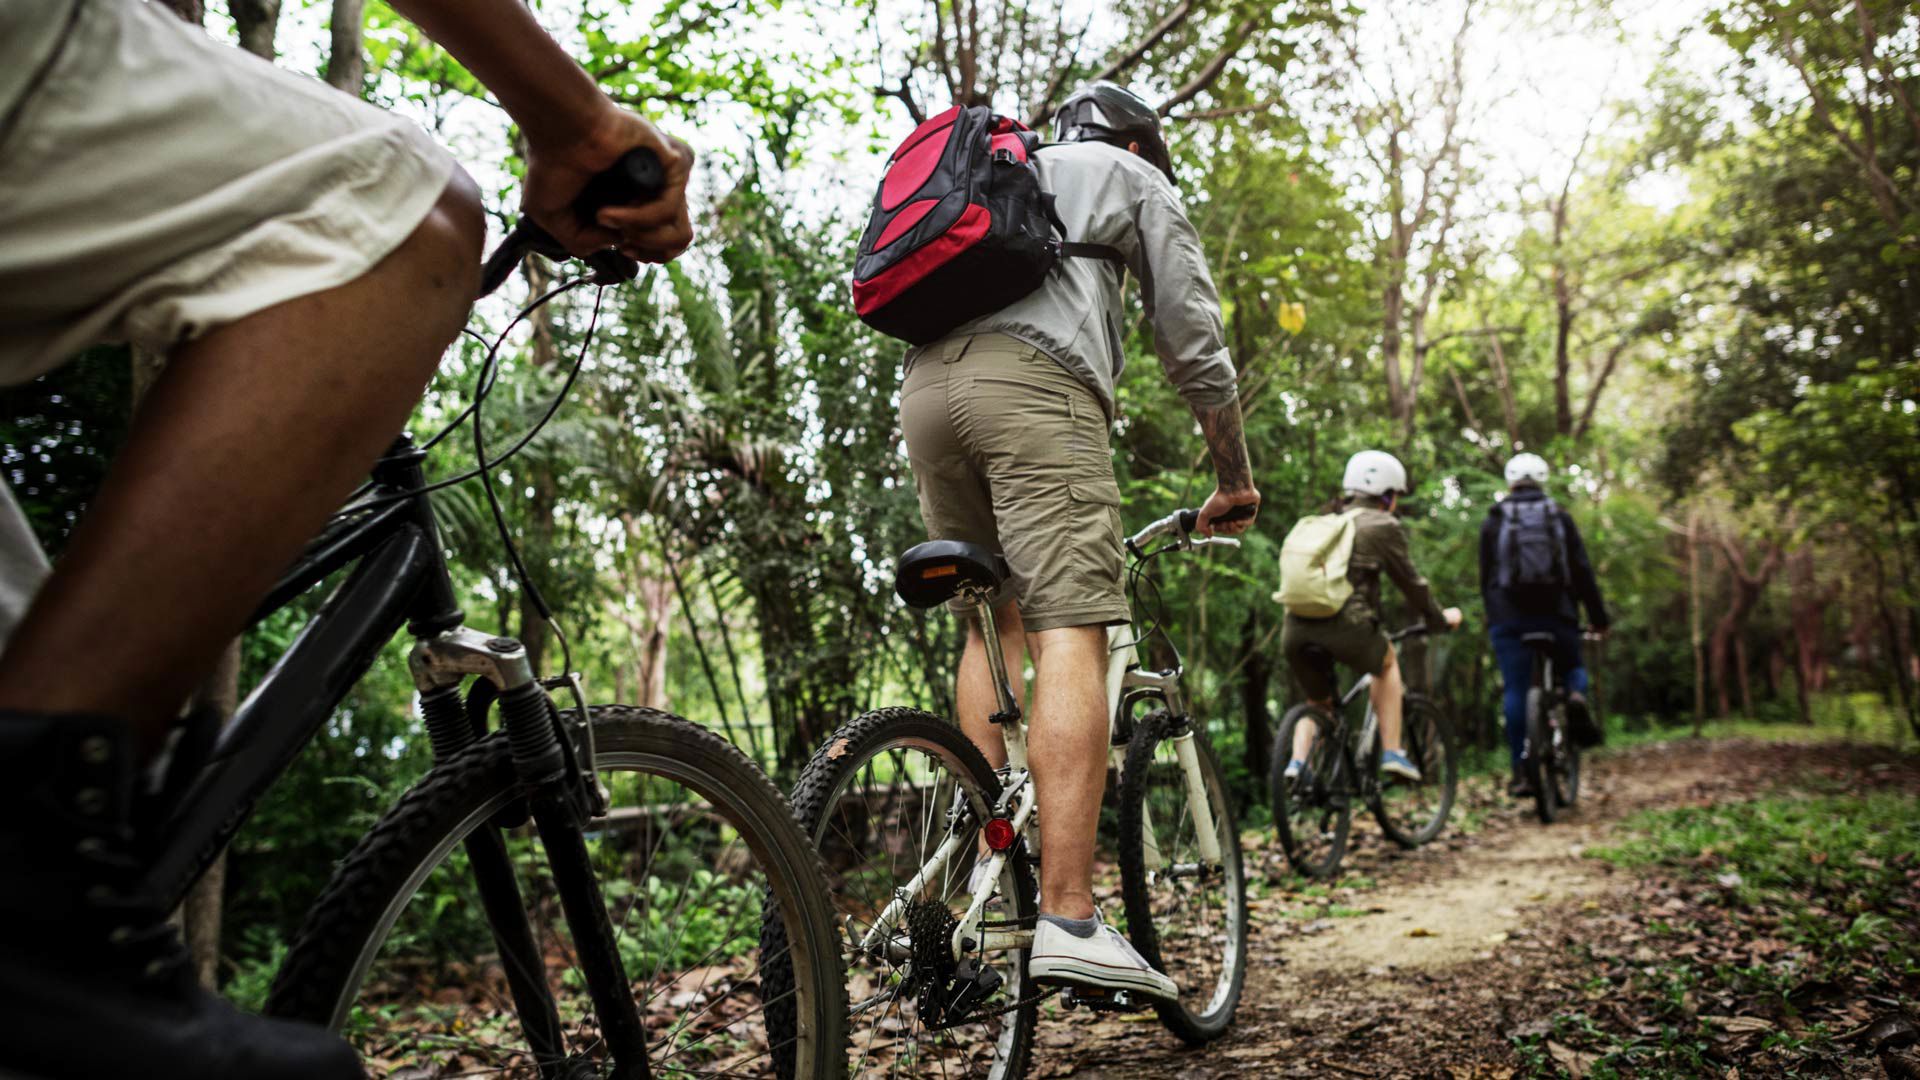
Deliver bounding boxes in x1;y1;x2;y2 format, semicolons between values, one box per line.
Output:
0;0;458;383
899;333;1130;633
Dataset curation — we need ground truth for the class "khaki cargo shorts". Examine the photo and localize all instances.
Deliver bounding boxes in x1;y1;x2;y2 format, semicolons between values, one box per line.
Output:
1282;600;1390;701
899;333;1130;632
0;0;457;383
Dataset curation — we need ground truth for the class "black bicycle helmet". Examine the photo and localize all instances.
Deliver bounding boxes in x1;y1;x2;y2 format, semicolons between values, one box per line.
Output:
1051;82;1175;184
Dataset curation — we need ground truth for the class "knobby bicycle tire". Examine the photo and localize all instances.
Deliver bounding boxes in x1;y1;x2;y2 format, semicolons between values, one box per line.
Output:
766;707;1037;1080
267;705;849;1079
1270;704;1352;879
1526;687;1561;824
1370;693;1459;849
1117;712;1247;1045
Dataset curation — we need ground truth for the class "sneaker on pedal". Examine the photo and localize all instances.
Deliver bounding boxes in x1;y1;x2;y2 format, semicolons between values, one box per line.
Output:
1283;758;1305;782
1028;913;1177;1003
0;712;364;1080
1380;749;1422;782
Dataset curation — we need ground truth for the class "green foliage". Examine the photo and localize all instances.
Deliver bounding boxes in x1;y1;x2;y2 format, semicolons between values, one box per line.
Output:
1593;793;1920;951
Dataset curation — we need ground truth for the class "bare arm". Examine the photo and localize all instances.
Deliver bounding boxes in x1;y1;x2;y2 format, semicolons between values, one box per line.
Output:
388;0;694;262
1191;398;1260;535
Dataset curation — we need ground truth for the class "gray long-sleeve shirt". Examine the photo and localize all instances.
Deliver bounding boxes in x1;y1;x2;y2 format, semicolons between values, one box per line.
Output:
904;140;1238;421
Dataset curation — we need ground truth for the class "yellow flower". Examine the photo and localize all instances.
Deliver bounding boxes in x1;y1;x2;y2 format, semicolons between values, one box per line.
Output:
1278;302;1306;334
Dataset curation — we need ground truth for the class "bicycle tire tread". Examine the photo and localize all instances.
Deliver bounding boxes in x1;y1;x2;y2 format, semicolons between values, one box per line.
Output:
266;705;848;1078
1117;712;1246;1045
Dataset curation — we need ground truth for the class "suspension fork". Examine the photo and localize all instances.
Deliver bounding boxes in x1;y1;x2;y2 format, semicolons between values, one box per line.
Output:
412;631;649;1078
1168;722;1224;865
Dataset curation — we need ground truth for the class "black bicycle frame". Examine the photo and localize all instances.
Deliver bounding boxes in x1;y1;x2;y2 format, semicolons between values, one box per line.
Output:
135;433;652;1078
143;435;464;908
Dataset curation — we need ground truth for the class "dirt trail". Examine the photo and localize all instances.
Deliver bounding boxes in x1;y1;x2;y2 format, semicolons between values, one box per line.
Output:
1288;758;1712;978
1034;743;1743;1078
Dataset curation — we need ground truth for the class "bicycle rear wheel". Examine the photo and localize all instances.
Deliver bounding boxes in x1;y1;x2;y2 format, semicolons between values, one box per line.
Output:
267;705;847;1079
1117;712;1246;1045
1269;704;1352;879
765;707;1037;1079
1525;688;1561;824
1371;694;1459;848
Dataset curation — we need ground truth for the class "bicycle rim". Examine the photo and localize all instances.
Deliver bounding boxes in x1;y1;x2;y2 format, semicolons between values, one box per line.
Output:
780;708;1036;1079
1372;695;1458;848
1270;706;1351;878
1118;714;1246;1044
268;707;845;1079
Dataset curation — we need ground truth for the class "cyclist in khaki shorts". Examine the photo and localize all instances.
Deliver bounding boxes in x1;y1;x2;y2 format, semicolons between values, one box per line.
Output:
0;1;693;1075
899;83;1258;1002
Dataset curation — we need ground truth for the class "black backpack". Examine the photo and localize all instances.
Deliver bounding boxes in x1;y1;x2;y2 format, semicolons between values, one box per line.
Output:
850;105;1121;345
1495;497;1571;591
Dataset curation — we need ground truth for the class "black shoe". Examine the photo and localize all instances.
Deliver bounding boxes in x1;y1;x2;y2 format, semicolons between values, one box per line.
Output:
1507;770;1535;799
0;712;364;1080
1566;692;1604;748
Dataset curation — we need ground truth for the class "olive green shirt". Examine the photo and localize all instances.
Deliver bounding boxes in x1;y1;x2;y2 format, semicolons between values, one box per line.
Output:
1343;495;1449;630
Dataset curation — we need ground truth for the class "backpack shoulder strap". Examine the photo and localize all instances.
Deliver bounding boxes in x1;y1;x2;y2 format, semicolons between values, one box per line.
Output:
1059;240;1126;262
1039;192;1127;264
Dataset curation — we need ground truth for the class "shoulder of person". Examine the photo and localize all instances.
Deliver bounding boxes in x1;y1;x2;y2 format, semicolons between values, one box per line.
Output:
1038;140;1172;191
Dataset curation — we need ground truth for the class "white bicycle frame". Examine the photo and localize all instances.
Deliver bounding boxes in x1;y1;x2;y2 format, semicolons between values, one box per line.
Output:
856;514;1236;965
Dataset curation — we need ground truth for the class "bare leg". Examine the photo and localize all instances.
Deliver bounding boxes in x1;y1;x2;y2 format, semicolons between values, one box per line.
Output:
1026;624;1108;921
1290;704;1332;763
1370;645;1406;753
0;173;484;757
955;599;1026;771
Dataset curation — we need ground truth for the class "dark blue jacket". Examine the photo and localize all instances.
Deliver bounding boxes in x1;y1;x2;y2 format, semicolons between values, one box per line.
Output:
1478;486;1610;629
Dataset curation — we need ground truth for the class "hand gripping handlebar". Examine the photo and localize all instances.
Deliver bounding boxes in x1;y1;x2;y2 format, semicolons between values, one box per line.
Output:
477;148;666;299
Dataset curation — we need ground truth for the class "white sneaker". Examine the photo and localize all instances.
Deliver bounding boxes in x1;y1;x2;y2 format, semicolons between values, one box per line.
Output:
1028;915;1178;1003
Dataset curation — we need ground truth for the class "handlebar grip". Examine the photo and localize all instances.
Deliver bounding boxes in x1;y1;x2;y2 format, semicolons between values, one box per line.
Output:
570;148;666;225
475;149;668;299
1180;503;1257;533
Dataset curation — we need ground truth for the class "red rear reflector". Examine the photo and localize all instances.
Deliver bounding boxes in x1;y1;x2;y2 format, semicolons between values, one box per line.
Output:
921;565;958;579
983;817;1017;851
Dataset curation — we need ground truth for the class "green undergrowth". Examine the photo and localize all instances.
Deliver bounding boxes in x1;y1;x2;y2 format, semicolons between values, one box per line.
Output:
1515;784;1920;1077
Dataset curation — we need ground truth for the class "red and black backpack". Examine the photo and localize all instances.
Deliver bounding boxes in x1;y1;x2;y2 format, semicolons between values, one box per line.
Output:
851;105;1122;346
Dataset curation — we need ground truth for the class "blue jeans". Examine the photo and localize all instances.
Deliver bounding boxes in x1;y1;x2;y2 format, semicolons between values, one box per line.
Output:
1490;618;1588;769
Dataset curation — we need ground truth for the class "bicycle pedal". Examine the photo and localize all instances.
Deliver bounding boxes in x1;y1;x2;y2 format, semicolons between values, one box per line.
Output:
1061;986;1148;1013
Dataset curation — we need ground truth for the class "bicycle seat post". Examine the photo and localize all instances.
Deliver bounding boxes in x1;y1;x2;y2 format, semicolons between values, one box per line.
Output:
962;585;1022;726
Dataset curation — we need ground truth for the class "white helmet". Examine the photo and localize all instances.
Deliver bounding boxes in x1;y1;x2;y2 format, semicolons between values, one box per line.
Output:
1342;450;1409;497
1504;453;1550;488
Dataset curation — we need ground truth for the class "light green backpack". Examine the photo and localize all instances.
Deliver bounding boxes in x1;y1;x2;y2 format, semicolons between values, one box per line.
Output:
1272;508;1366;617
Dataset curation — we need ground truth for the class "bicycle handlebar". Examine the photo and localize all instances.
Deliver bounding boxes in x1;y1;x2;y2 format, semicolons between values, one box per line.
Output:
1389;624;1431;642
1175;503;1255;535
477;148;667;299
1127;504;1253;552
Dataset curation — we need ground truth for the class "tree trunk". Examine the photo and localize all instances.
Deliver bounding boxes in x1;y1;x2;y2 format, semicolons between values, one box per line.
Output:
1689;509;1706;734
324;0;368;93
229;0;281;60
1239;611;1272;797
1709;532;1782;719
1786;548;1827;724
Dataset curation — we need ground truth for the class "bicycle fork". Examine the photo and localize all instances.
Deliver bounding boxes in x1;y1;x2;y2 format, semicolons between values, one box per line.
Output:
412;628;651;1080
1135;721;1223;873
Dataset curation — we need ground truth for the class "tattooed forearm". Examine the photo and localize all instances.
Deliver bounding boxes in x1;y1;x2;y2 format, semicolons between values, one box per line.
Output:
1193;398;1253;492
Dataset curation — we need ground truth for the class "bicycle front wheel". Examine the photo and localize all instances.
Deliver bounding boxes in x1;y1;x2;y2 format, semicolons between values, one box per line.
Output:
1117;712;1246;1045
1269;704;1352;879
268;705;848;1079
1371;694;1459;849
